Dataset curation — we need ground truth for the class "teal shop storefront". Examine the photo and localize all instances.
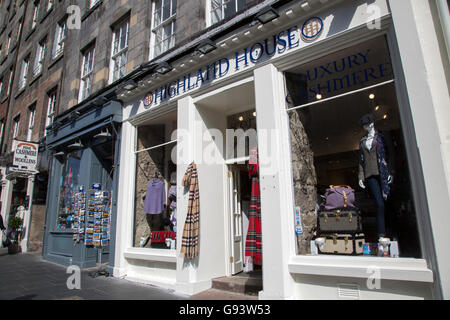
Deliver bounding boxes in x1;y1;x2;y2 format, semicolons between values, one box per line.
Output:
43;100;122;269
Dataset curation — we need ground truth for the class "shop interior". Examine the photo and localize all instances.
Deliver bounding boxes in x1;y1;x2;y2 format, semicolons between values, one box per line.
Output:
195;80;262;281
285;36;422;258
133;111;177;249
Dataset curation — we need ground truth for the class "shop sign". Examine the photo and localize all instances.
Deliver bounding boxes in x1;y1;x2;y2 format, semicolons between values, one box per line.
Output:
11;140;39;174
141;16;324;109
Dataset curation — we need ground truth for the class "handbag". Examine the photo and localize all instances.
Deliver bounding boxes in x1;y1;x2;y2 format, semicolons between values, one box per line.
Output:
322;185;356;210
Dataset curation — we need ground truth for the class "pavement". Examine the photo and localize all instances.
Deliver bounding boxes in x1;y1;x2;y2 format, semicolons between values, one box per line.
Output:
0;251;189;300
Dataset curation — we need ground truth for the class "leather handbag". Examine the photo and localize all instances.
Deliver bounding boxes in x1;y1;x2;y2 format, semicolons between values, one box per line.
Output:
323;185;356;210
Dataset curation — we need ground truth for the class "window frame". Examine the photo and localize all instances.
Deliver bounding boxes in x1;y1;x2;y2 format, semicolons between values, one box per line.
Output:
33;39;46;77
79;45;95;102
150;0;177;59
45;91;56;135
52;19;67;59
32;1;40;30
27;104;36;141
18;56;29;91
209;0;245;26
12;115;20;141
109;18;129;84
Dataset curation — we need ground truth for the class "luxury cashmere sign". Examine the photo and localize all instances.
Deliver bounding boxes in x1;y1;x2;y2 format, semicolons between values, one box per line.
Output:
12;140;39;173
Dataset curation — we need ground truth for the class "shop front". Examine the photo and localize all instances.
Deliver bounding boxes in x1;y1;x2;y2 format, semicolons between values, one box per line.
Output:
113;0;449;299
43;99;122;269
0;139;45;253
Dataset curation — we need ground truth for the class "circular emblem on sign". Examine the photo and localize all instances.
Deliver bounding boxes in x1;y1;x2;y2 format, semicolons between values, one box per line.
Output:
301;17;323;41
143;92;154;109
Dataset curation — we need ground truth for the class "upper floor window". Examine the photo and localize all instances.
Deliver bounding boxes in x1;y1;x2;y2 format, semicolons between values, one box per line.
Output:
7;34;12;53
45;91;56;135
0;119;4;146
110;19;129;83
210;0;244;25
17;20;23;40
18;57;29;91
27;105;36;141
0;45;2;58
32;1;40;29
6;70;13;96
0;77;3;97
152;0;177;58
79;45;95;102
13;115;20;141
33;40;46;77
47;0;53;11
52;19;66;59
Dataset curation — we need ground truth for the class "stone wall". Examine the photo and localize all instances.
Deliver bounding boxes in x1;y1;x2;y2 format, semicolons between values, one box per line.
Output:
286;72;318;255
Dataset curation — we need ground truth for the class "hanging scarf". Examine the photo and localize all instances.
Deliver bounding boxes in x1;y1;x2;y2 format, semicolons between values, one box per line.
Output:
245;149;262;266
359;131;390;198
180;162;200;259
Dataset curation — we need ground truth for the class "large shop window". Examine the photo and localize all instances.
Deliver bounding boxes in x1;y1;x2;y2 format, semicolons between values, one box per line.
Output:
285;36;421;259
57;149;84;230
133;111;177;249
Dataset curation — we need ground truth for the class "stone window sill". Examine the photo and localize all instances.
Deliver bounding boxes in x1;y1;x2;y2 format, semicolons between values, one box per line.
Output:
288;255;433;283
29;72;42;86
25;27;36;42
124;247;177;264
1;95;8;104
48;52;63;69
15;87;26;99
0;56;7;66
40;7;53;23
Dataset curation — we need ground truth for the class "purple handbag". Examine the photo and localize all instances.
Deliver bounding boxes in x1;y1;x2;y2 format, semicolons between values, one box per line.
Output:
323;185;356;210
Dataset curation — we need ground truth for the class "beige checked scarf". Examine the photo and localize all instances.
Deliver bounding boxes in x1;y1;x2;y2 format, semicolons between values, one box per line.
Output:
180;162;200;259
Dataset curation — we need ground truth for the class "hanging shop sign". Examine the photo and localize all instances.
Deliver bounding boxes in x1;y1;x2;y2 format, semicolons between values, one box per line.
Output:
141;16;324;109
11;140;39;174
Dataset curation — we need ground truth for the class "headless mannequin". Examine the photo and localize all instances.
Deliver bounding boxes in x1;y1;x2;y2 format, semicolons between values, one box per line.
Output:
359;122;393;192
358;122;393;241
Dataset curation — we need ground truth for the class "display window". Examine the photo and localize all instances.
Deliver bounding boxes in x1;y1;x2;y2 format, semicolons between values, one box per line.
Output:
133;111;177;249
56;149;84;230
285;36;421;258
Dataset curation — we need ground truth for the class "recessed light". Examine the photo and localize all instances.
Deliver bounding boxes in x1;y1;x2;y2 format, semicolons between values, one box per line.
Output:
239;116;244;121
369;93;375;100
316;94;323;100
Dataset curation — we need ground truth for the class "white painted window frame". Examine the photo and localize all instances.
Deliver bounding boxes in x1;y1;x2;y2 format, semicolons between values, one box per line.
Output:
32;2;40;30
45;92;56;135
79;46;95;102
150;0;177;59
52;20;67;59
33;41;46;77
18;57;29;91
27;106;36;141
209;0;245;26
13;116;20;140
47;0;53;12
109;19;129;84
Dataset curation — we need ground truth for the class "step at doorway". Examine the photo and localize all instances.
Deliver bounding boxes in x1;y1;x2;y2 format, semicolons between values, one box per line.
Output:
211;270;262;297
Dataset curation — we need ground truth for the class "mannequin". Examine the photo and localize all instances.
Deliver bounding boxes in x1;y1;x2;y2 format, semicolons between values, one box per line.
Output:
358;114;393;242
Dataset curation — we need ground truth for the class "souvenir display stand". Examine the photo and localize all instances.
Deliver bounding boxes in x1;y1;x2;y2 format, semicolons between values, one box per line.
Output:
72;183;111;277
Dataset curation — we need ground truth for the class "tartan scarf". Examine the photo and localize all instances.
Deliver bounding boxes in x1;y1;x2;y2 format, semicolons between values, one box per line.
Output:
245;152;262;266
180;162;200;259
